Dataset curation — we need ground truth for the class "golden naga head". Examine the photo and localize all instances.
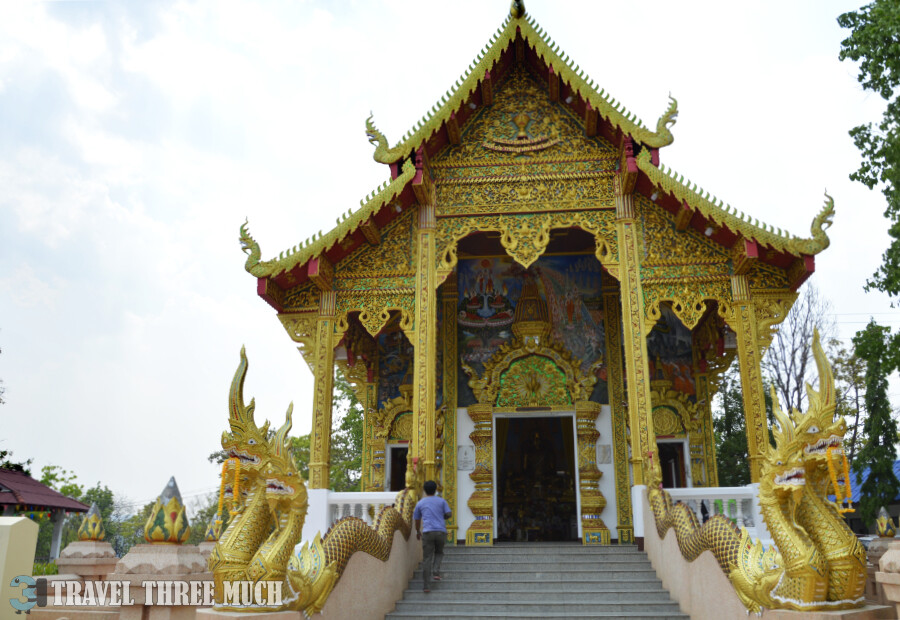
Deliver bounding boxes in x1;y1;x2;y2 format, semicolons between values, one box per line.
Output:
764;392;806;499
789;330;846;469
222;347;271;471
144;477;191;544
262;403;307;517
77;503;106;541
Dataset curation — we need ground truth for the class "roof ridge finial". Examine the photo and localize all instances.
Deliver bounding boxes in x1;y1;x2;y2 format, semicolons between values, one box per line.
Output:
510;0;525;19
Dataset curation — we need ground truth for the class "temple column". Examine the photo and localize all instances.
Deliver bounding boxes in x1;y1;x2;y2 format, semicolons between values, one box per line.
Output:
693;370;719;487
412;202;438;481
309;291;336;489
357;367;379;491
465;403;493;546
576;400;609;544
603;287;633;543
441;276;459;544
728;275;768;483
615;187;658;485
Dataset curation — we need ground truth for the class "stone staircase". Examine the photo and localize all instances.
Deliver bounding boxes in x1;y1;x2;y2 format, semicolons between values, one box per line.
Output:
385;542;688;619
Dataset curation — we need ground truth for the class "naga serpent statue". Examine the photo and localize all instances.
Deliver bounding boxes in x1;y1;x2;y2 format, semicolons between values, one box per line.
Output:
648;331;863;613
209;348;422;615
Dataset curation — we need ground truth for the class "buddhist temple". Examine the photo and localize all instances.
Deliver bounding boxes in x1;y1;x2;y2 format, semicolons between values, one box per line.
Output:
238;0;833;549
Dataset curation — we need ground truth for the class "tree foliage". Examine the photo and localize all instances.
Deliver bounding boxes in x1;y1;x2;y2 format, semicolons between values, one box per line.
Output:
713;366;775;487
713;369;751;487
328;371;363;492
762;284;835;413
851;321;900;525
831;342;869;465
839;2;900;298
0;449;32;475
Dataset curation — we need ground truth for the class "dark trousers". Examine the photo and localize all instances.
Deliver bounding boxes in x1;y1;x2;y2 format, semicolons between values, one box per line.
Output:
422;531;445;588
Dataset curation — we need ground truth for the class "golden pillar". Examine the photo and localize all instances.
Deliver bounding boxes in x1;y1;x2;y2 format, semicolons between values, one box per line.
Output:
615;190;658;485
309;291;336;489
359;373;379;491
576;400;609;544
693;371;719;487
412;202;437;481
466;403;493;546
603;288;633;543
728;275;768;483
441;276;459;544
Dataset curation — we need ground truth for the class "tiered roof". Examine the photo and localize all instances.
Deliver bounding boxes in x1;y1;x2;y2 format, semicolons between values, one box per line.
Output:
241;1;832;297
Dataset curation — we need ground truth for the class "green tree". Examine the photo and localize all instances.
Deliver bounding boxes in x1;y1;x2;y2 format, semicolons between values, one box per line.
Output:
713;366;776;487
713;369;751;487
831;342;869;465
0;449;32;475
851;321;900;525
328;371;363;492
839;2;900;298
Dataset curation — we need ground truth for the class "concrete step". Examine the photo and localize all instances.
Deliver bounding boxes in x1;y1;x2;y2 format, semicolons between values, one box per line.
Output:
402;579;665;592
398;589;676;603
410;569;661;581
392;600;684;614
385;543;686;620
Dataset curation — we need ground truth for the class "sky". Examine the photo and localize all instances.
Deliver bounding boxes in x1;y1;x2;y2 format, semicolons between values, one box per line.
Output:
1;0;897;512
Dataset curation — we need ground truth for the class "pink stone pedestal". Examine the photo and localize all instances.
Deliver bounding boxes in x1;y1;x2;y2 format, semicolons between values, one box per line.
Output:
57;540;118;581
108;544;212;620
868;538;895;605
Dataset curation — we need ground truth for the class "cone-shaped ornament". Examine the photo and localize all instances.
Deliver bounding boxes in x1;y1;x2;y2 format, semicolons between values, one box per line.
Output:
877;506;896;538
77;502;106;541
144;476;191;543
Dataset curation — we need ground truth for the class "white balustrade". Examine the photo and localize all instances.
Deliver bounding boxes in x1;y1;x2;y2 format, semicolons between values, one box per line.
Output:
327;492;397;527
666;485;768;542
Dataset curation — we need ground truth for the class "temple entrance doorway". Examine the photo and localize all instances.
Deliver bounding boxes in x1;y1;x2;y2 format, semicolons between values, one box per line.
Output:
658;440;689;488
493;415;579;542
386;444;408;492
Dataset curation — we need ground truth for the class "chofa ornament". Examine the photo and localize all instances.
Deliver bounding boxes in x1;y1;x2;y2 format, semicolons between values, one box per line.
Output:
77;502;106;541
208;348;423;615
144;477;191;544
647;330;865;612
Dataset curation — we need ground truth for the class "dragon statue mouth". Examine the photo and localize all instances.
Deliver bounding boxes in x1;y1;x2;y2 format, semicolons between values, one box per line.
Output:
227;448;261;465
803;435;842;456
265;479;294;495
774;467;805;487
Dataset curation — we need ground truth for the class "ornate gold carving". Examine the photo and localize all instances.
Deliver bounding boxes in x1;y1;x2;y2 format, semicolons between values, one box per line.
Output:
603;289;633;543
616;199;657;485
412;205;438;479
650;379;700;434
283;283;319;311
721;288;768;483
576;401;609;544
753;290;798;352
495;355;571;407
463;336;600;407
334;290;415;338
441;277;459;542
465;403;494;546
279;311;318;371
436;211;618;281
309;300;336;489
375;392;413;440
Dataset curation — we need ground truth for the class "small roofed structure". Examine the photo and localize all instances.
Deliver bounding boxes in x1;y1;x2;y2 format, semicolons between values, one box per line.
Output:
0;468;89;559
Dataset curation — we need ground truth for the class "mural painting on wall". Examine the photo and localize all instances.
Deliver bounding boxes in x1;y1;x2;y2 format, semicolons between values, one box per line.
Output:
377;325;413;406
455;255;608;406
646;304;695;395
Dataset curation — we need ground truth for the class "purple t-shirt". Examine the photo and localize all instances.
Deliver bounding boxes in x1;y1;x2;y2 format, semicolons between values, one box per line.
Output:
413;495;451;533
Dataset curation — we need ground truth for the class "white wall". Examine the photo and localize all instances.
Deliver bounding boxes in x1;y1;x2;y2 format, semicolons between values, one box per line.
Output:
456;407;476;542
455;403;622;543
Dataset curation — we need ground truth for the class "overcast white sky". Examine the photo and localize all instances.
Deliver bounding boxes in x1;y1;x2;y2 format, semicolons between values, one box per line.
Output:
1;0;897;511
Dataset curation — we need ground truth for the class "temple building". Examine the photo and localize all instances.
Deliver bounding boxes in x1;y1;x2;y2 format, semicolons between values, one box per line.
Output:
239;1;832;547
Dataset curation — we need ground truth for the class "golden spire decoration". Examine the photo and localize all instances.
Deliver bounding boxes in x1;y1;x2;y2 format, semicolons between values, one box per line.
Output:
144;476;191;544
77;502;106;541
